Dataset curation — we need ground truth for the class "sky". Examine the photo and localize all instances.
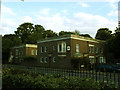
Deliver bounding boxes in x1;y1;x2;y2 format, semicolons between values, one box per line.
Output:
0;0;119;38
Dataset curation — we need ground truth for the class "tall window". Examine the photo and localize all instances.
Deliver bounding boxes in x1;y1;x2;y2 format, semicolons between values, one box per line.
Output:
40;57;44;63
45;47;47;52
41;47;44;53
31;50;34;55
100;48;103;53
53;57;56;63
76;44;79;53
45;57;47;63
95;47;98;54
36;50;37;55
58;42;66;53
89;46;94;53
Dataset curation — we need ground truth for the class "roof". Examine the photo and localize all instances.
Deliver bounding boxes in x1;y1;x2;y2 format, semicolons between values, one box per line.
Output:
37;34;105;43
11;44;37;49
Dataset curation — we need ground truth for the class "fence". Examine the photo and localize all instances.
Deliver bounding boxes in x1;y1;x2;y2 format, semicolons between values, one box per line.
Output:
3;64;120;88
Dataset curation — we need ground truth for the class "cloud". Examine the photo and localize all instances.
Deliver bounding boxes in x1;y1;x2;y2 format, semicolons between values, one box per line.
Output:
0;18;16;35
77;2;88;7
62;10;67;14
34;11;117;37
1;5;16;16
22;16;33;23
38;8;50;15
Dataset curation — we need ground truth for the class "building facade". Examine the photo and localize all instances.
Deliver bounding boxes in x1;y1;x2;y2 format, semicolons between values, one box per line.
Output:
9;44;37;63
37;34;106;69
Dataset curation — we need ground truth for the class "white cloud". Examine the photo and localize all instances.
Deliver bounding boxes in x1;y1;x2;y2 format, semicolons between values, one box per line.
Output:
38;8;50;15
107;10;118;17
0;18;16;35
62;10;67;14
77;2;88;7
1;5;16;16
34;12;117;37
22;16;33;23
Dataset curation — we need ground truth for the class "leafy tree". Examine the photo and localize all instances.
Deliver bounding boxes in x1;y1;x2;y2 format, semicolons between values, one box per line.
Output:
43;30;58;38
80;34;92;38
59;31;74;36
95;28;112;40
2;34;22;63
73;30;80;36
105;27;120;63
27;25;45;43
15;22;34;44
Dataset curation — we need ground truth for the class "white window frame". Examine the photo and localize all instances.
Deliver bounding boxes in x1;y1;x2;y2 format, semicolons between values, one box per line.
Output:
45;57;47;63
45;47;47;52
40;57;44;63
31;50;34;55
76;44;79;53
89;46;94;53
36;50;37;55
41;47;44;53
53;57;56;63
58;42;66;53
95;47;98;54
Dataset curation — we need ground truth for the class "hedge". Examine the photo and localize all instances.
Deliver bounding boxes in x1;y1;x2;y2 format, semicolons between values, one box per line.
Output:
2;68;118;89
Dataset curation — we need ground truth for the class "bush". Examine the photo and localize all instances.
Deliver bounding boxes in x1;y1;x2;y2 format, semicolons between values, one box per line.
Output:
2;68;118;89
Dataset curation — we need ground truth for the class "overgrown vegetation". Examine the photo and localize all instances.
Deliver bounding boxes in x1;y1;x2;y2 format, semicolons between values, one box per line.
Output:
2;68;118;89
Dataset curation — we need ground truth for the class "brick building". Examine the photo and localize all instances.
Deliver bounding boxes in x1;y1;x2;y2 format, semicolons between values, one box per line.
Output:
37;34;106;69
9;44;37;63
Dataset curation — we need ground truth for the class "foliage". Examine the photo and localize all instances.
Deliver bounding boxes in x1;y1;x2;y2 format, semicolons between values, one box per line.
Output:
2;68;118;89
95;28;112;40
2;34;22;63
59;31;74;36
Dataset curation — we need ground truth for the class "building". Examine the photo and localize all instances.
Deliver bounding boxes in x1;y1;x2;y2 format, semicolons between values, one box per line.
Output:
37;34;106;69
9;44;37;63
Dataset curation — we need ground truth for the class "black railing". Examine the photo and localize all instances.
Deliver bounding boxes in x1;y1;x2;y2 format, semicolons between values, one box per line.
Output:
3;64;120;88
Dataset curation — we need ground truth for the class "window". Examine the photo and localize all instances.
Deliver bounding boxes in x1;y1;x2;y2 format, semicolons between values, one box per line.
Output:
100;48;103;53
89;46;94;53
53;57;56;63
31;50;34;55
58;44;62;52
45;57;47;63
89;58;95;64
16;49;18;55
76;44;79;53
41;47;44;53
99;57;103;63
95;48;98;54
40;57;44;63
36;50;37;55
58;42;66;53
45;47;47;52
63;43;66;52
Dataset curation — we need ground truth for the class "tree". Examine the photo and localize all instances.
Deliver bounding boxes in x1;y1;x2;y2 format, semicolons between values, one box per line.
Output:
80;34;92;38
59;31;74;36
43;30;58;38
15;22;34;44
73;30;80;36
2;34;22;63
105;27;120;63
95;28;112;40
